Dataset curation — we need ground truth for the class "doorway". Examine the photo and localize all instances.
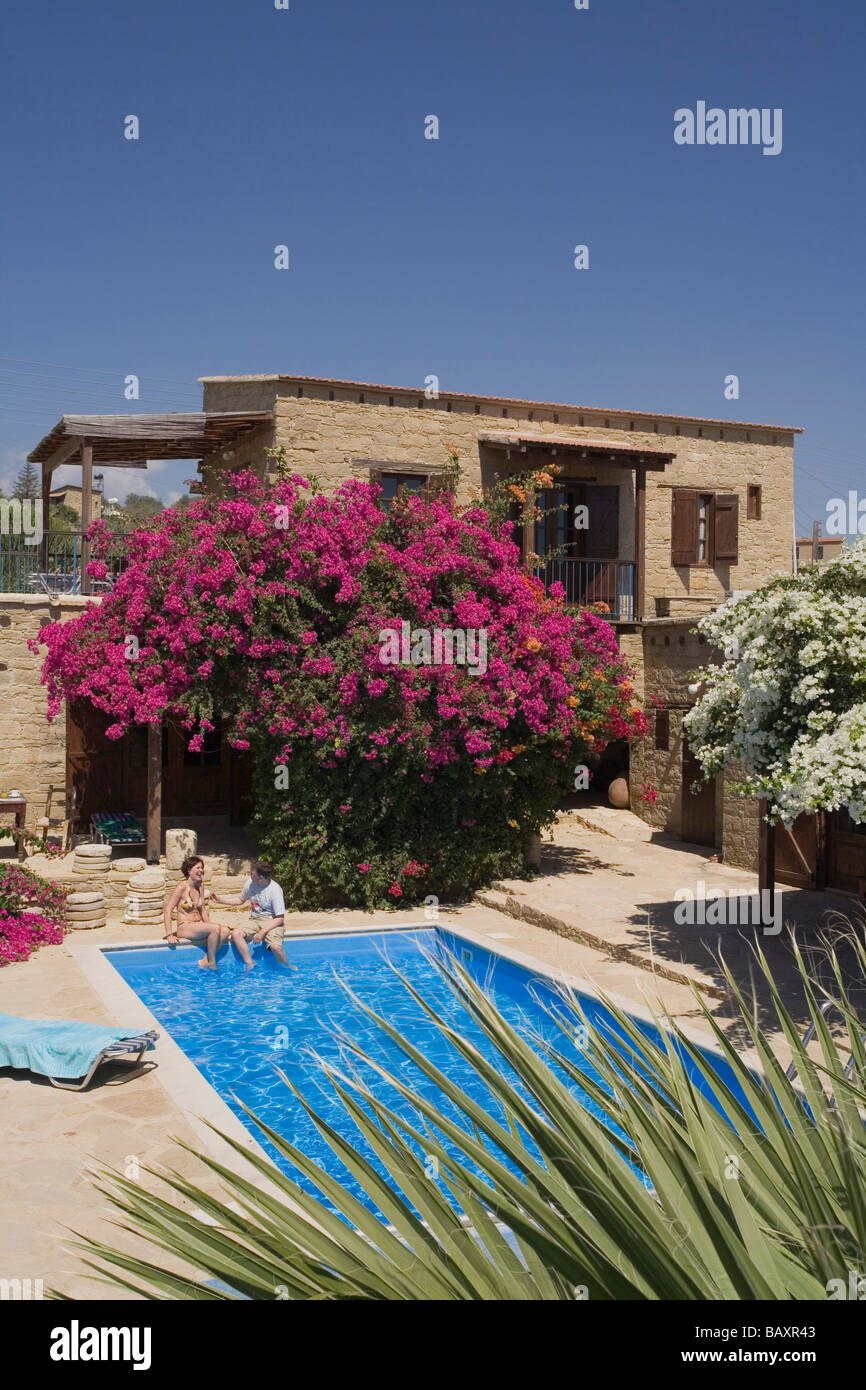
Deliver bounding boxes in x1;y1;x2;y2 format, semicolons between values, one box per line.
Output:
681;740;717;848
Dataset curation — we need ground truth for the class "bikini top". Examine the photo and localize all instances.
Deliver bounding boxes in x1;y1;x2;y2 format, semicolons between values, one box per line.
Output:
177;884;209;915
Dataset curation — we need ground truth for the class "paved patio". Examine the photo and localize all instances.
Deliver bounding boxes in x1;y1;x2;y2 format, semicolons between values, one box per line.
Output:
1;814;863;1299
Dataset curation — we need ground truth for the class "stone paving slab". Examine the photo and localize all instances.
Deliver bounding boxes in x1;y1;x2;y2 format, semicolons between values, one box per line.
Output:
2;828;863;1302
479;820;866;1034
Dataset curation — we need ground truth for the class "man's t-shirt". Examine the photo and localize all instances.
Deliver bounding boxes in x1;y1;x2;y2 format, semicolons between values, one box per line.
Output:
241;878;286;920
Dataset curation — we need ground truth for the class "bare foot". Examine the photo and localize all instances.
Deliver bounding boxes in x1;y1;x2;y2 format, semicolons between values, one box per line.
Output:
244;960;257;972
198;958;217;971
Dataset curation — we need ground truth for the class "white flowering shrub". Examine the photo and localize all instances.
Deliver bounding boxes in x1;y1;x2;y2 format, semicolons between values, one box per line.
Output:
683;539;866;825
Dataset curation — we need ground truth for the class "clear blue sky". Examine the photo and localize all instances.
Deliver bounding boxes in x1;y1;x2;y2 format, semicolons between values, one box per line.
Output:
2;0;864;537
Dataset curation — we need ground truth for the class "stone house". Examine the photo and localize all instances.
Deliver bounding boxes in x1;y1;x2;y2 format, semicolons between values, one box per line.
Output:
3;376;804;878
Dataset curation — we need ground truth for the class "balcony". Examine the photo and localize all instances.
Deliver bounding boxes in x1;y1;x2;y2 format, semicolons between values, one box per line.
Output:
0;532;122;596
532;558;637;621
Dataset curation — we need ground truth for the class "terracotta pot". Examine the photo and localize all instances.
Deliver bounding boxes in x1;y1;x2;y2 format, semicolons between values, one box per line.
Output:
607;776;630;809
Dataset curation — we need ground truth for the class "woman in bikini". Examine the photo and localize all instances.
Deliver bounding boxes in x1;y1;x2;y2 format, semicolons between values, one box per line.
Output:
164;855;230;970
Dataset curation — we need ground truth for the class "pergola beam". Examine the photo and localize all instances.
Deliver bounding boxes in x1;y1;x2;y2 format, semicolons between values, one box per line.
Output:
42;436;82;475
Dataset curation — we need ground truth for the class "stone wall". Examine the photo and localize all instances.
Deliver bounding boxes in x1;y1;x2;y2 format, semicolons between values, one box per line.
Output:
201;378;796;612
0;596;86;830
628;619;759;869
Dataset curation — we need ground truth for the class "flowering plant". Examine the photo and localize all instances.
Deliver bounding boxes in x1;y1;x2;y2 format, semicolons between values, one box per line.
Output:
0;911;64;966
0;864;67;965
34;469;646;908
684;539;866;825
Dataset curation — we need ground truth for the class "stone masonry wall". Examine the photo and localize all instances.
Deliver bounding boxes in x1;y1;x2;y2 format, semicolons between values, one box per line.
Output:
629;620;759;869
201;379;796;612
0;596;88;831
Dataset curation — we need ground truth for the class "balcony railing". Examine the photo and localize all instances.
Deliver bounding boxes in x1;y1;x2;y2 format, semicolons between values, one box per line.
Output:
0;532;123;596
533;558;637;621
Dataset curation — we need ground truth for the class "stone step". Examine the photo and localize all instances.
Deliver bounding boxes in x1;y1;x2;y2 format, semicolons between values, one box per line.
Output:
557;805;657;842
474;885;726;1000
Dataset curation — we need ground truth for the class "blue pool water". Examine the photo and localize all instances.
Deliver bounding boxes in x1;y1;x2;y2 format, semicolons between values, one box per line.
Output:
105;927;748;1217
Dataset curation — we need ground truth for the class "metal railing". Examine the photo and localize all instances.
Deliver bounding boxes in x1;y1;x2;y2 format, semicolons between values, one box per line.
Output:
533;559;637;621
0;532;124;596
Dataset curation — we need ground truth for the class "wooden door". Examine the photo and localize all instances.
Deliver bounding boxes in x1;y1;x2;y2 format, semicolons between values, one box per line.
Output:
826;810;866;898
681;741;716;848
163;718;228;816
66;700;127;831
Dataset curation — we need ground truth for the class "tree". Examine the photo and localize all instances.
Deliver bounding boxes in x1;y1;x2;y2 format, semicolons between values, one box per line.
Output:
684;539;866;824
12;461;40;498
48;501;80;533
35;468;647;908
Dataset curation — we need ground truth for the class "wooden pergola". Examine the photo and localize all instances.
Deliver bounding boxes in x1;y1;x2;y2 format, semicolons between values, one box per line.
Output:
28;410;274;593
28;410;273;862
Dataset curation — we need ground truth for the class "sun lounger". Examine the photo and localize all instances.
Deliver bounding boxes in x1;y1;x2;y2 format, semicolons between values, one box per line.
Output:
0;1013;158;1091
91;811;147;847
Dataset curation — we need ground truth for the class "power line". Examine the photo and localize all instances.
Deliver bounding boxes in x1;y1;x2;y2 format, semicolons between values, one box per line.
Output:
0;354;198;390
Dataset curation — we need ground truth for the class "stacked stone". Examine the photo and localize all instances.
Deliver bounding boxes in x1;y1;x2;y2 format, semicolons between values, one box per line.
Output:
65;890;107;930
124;867;166;927
109;857;147;885
72;843;112;877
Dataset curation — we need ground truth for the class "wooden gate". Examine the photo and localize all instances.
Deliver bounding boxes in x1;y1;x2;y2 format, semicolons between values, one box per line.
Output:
681;741;717;848
827;810;866;897
773;813;820;889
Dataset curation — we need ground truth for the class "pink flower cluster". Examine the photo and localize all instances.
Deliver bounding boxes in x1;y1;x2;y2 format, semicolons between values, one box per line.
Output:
33;471;646;781
0;911;63;966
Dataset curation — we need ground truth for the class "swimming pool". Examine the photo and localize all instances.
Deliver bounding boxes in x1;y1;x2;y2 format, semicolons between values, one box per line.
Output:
104;927;748;1216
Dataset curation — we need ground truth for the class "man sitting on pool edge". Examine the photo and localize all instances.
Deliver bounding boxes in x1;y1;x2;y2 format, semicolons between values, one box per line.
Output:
210;860;292;970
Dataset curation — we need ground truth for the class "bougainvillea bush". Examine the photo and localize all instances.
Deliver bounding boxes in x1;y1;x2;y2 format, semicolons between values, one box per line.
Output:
684;539;866;826
35;469;646;909
0;864;66;965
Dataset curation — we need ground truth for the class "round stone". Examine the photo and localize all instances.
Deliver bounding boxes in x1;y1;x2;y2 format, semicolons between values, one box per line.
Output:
67;892;104;906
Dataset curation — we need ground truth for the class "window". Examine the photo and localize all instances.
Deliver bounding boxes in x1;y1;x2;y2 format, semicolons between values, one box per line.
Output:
655;709;670;750
817;545;824;559
378;473;427;511
696;493;712;562
671;489;739;567
534;484;619;561
747;484;762;519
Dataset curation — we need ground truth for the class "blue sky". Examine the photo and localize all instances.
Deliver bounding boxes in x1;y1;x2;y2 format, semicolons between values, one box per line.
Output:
2;0;864;538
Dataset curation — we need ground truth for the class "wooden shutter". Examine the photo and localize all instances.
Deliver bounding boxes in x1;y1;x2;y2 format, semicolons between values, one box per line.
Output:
671;489;699;566
714;494;739;563
583;485;620;559
654;709;670;751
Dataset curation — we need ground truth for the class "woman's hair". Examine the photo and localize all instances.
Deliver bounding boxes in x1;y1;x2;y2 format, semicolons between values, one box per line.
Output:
181;855;204;878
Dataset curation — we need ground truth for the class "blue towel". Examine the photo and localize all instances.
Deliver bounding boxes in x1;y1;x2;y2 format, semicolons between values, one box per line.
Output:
0;1013;156;1079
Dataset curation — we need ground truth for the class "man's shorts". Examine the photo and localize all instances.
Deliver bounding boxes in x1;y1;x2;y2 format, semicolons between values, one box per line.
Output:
233;917;285;948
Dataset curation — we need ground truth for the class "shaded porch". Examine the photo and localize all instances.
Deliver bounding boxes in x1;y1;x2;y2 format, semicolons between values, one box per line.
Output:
480;432;674;622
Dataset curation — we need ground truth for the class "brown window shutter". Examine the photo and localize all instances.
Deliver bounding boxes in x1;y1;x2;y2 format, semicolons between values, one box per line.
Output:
654;708;670;750
583;484;620;559
714;493;739;563
671;489;699;565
